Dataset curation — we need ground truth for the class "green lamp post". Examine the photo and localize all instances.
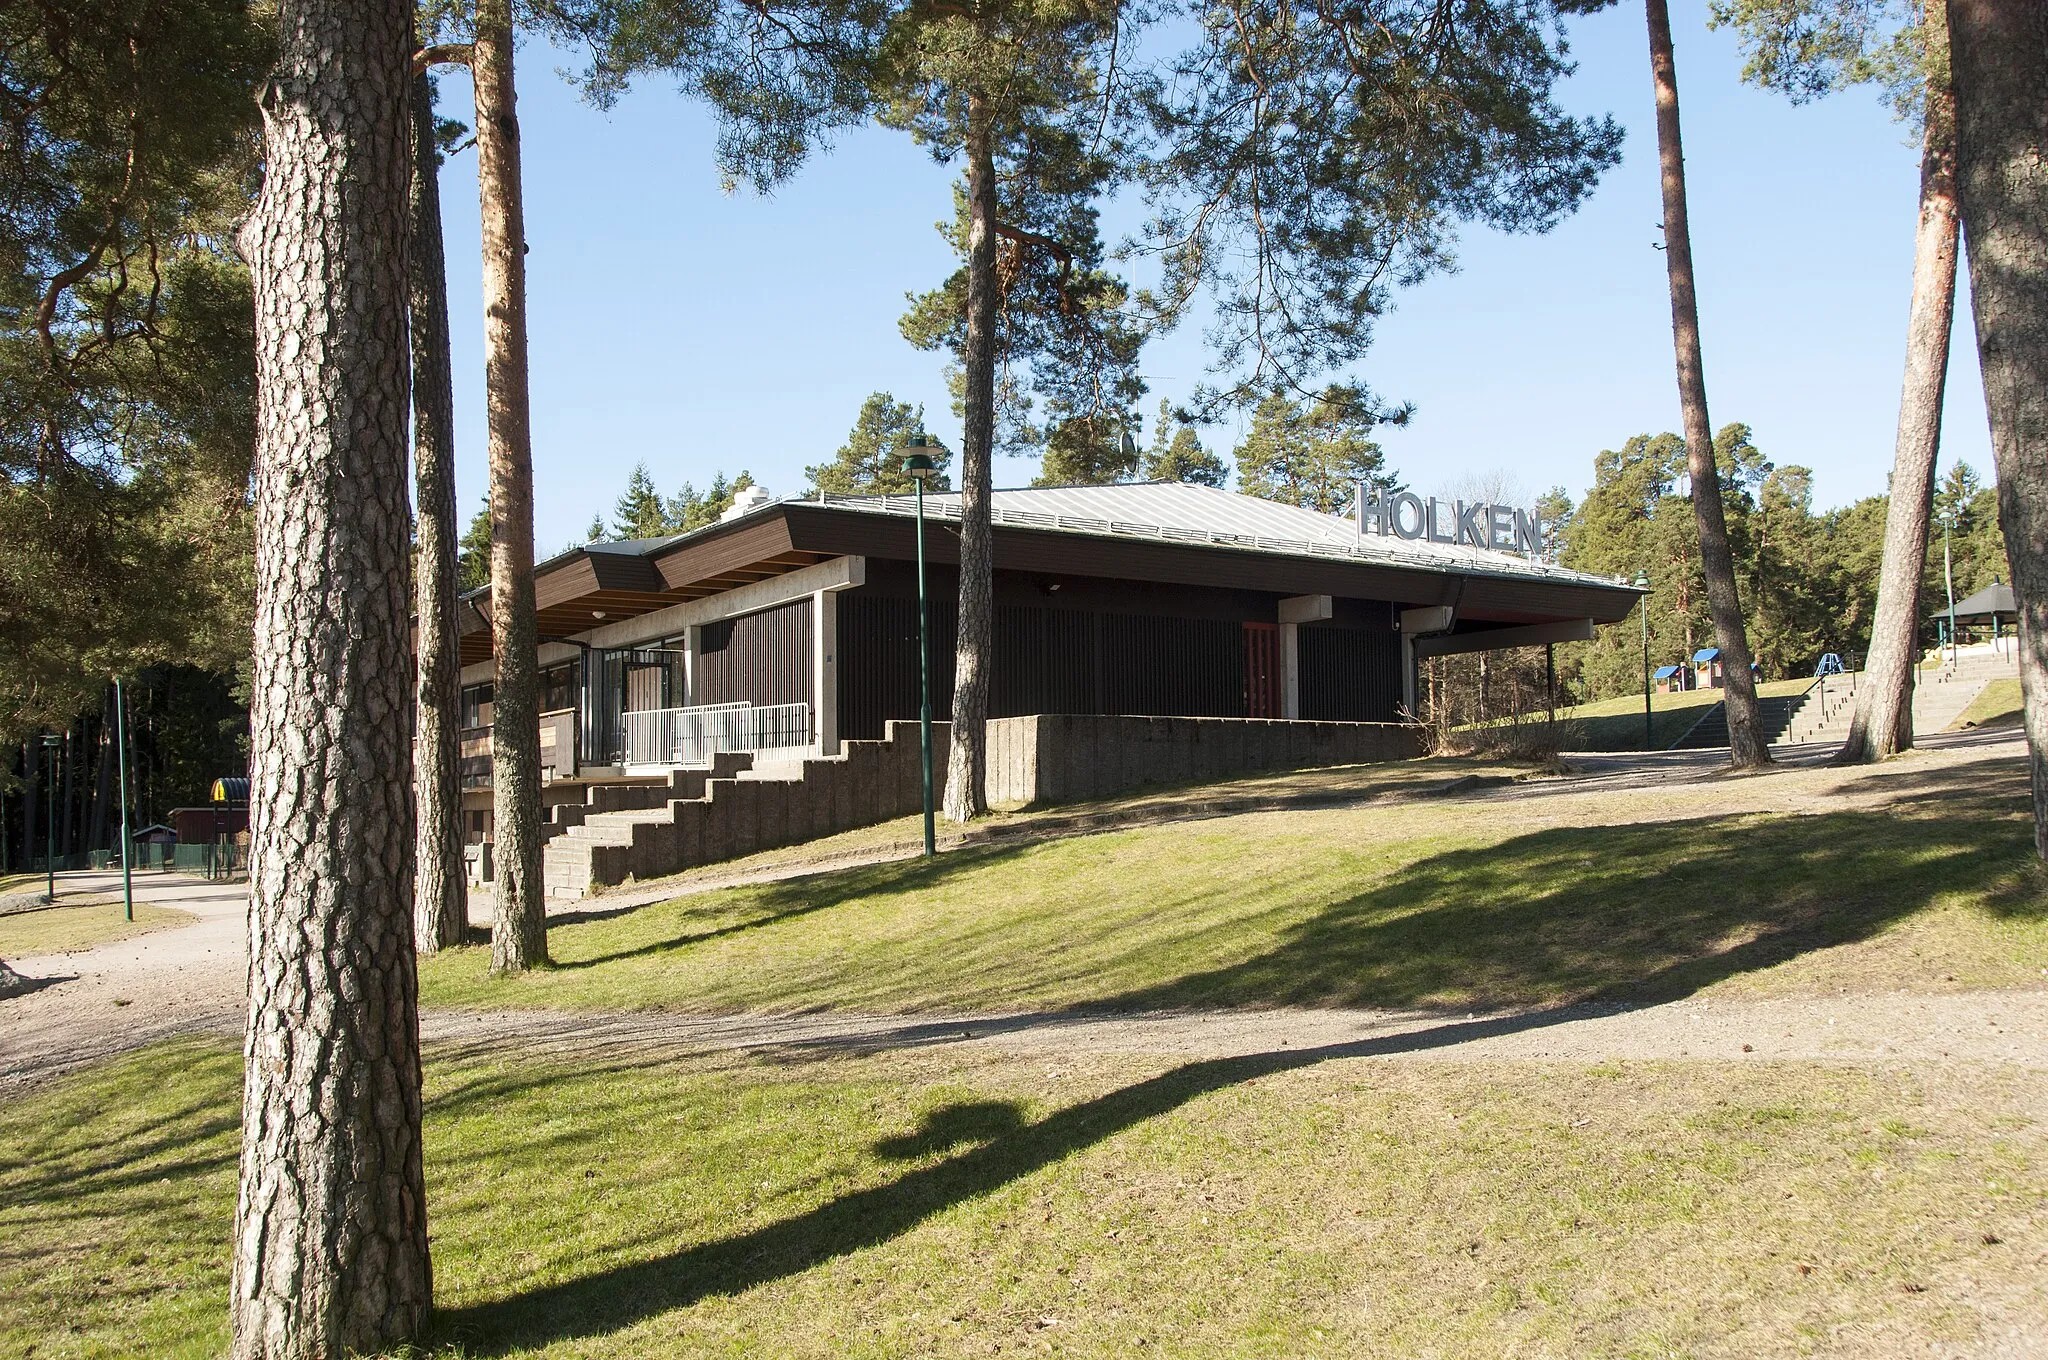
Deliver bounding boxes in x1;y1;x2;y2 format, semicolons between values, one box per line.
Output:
903;437;939;858
1634;571;1652;751
40;732;61;903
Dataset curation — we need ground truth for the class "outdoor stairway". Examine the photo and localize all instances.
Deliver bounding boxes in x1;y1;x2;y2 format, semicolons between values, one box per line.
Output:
539;721;948;902
1667;645;2017;753
1670;689;1810;750
1911;646;2018;734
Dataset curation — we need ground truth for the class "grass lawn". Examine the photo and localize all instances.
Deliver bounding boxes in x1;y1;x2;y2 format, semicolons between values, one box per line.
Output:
6;1036;2044;1358
1559;678;1815;753
1951;678;2025;732
0;900;191;957
419;747;2047;1018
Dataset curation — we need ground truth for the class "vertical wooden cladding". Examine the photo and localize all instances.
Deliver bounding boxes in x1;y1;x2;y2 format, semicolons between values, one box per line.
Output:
696;597;814;710
1107;615;1245;718
1299;623;1403;721
1242;623;1280;718
838;593;957;741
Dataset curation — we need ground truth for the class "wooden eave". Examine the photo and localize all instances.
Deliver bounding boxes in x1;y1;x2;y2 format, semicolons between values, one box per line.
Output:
777;503;1639;627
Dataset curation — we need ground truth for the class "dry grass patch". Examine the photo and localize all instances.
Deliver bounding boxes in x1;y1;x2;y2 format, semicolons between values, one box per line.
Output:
0;900;191;957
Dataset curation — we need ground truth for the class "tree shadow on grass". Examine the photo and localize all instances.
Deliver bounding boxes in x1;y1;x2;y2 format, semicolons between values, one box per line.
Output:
1099;761;2041;1014
433;759;2042;1355
544;844;1041;971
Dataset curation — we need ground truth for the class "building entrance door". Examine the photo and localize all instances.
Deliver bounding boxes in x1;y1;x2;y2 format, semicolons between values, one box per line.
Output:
1243;622;1280;718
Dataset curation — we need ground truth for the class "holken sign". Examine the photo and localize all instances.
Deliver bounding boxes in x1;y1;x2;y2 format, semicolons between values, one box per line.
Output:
1353;483;1545;557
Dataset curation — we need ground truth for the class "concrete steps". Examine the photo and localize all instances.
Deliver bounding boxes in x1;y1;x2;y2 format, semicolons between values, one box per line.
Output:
540;724;950;902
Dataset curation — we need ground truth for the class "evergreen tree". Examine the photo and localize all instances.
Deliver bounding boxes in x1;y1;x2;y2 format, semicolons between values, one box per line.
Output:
0;0;268;753
1036;414;1140;486
1142;400;1227;486
458;499;492;592
668;470;758;531
586;514;605;542
1710;0;1958;763
808;392;950;494
613;461;671;538
1233;392;1390;514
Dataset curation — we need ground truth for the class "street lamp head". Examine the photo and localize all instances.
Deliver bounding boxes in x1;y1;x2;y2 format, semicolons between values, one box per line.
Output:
903;446;938;481
1633;571;1650;590
40;733;61;749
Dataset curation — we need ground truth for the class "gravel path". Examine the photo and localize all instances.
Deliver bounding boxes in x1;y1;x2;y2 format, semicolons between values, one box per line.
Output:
414;987;2048;1070
4;726;2038;1094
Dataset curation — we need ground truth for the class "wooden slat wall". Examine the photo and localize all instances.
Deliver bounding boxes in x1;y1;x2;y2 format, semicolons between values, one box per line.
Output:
695;598;814;710
1299;623;1403;722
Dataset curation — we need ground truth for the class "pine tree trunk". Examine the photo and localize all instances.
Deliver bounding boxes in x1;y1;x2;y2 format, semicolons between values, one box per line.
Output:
1948;0;2048;859
409;68;469;953
1645;0;1769;768
474;0;548;964
88;689;113;853
1840;23;1958;765
230;0;432;1349
943;95;996;823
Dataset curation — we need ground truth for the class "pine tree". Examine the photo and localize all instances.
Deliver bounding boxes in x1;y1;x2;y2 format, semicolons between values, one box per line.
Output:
808;393;950;494
613;461;672;538
458;499;492;592
1711;0;1959;762
231;0;430;1346
1645;0;1769;768
1234;392;1390;514
1143;401;1227;486
1036;414;1139;486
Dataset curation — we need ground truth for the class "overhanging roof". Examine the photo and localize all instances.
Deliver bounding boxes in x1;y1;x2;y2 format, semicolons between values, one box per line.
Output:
458;482;1643;663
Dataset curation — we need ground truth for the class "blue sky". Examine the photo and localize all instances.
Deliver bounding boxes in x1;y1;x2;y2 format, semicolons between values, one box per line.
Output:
429;0;1990;553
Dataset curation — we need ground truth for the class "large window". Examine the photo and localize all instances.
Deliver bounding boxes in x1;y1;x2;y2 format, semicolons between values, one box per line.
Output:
460;683;493;730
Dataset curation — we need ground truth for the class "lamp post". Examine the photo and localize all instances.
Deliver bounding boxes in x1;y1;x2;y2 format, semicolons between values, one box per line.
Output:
114;677;134;922
903;437;939;859
1634;571;1652;751
40;733;60;903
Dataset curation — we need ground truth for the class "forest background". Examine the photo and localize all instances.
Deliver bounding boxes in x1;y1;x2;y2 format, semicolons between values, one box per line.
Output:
0;0;2015;861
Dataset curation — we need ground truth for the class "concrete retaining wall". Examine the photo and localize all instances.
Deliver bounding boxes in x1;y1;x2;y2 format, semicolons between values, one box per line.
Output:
984;713;1422;807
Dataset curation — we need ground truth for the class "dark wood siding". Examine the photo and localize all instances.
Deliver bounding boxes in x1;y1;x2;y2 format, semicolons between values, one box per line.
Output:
1299;622;1403;721
695;598;813;709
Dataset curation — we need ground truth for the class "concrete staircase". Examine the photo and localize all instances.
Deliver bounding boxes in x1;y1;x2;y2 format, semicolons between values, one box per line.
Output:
1671;687;1813;750
540;721;949;901
1667;645;2017;752
1911;646;2019;734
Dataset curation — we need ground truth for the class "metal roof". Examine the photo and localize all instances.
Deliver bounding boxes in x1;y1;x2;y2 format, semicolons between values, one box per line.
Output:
1947;581;2017;618
801;481;1635;593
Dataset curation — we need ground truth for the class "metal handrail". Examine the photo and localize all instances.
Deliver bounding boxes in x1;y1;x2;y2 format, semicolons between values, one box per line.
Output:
621;701;811;767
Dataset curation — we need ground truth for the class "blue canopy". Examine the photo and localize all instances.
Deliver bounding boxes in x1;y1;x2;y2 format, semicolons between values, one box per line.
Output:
1653;665;1682;680
1692;648;1720;663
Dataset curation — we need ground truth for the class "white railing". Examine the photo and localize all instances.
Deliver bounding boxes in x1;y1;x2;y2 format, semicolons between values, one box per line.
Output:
621;701;811;768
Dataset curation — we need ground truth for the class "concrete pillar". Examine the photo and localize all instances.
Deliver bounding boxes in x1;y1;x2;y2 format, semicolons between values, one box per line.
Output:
1281;623;1301;720
1277;595;1331;722
813;589;838;754
682;624;700;708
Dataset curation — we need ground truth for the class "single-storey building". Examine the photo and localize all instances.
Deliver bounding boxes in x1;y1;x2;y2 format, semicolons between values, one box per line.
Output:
448;481;1642;885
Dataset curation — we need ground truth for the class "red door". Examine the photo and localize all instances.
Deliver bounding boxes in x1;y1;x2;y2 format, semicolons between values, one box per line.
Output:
1243;622;1280;718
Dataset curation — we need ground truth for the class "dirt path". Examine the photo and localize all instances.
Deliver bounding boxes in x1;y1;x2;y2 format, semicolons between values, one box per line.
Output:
3;727;2037;1094
413;985;2048;1070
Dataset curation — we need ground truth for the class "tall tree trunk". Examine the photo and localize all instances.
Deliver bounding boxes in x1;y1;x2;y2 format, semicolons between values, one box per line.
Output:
473;0;548;966
1840;20;1959;764
1645;0;1770;768
943;94;996;823
409;68;469;953
57;726;74;859
1947;0;2048;859
22;741;36;871
88;688;114;853
230;0;431;1349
